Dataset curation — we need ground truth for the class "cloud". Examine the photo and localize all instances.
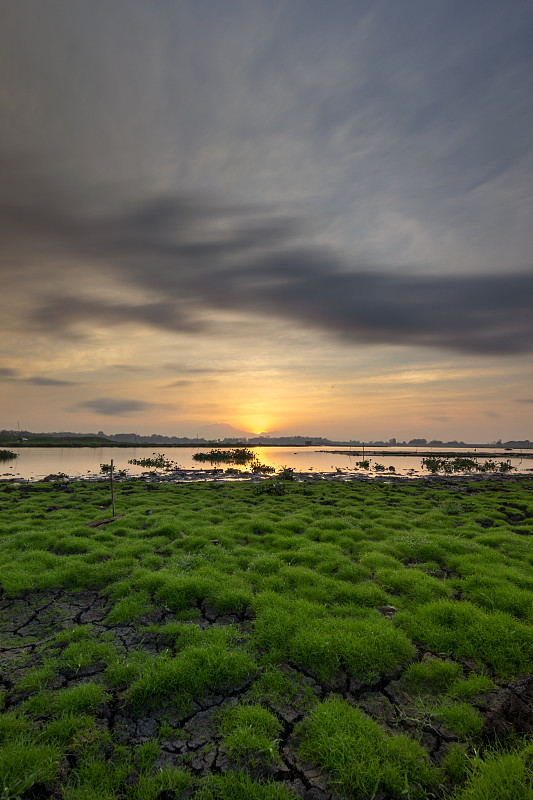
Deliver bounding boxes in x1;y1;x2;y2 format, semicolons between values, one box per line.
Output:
164;363;239;375
30;296;205;336
26;376;78;386
73;398;163;416
1;155;533;356
110;364;147;372
0;368;76;385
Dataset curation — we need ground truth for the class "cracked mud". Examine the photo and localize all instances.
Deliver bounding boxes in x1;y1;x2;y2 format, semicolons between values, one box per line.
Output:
2;587;533;799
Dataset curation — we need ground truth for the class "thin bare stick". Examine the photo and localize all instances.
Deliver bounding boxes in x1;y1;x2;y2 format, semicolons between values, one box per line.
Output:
110;458;115;517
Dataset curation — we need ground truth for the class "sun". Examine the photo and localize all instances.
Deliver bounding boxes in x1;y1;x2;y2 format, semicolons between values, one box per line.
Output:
241;416;274;436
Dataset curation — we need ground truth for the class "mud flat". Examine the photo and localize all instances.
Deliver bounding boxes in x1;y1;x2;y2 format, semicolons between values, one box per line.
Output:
1;476;532;799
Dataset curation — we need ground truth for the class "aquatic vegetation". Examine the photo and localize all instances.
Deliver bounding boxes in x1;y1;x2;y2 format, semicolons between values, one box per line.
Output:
127;452;179;469
0;449;16;461
422;455;514;473
192;448;254;464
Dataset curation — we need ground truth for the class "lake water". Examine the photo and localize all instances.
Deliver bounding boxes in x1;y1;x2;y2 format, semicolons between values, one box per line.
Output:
2;445;531;481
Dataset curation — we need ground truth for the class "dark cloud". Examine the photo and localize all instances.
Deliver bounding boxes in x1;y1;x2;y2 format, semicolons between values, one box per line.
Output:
164;363;238;375
0;368;76;385
30;296;204;336
74;398;162;416
110;364;147;372
1;156;533;356
26;376;77;386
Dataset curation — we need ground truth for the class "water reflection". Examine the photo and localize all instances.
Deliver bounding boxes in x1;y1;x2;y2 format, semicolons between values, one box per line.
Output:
2;445;530;481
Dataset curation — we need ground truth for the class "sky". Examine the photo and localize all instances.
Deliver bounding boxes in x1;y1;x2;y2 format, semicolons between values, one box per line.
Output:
1;0;532;442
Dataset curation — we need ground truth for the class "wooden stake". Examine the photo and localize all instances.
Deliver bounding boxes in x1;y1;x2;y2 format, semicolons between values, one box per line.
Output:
110;458;115;517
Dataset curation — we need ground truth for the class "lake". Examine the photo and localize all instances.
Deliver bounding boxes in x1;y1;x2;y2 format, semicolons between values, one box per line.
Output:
2;445;531;481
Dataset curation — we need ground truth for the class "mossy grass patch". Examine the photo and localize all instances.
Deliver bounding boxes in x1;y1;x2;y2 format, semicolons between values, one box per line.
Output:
297;696;437;797
1;476;533;798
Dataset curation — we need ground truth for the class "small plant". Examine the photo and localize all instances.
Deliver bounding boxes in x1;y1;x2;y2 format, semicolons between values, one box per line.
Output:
277;466;295;480
250;458;276;474
254;480;286;495
429;699;484;737
404;657;463;692
0;449;17;461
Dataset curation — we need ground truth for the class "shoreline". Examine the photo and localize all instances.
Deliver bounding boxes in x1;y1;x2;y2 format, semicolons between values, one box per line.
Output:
2;468;533;487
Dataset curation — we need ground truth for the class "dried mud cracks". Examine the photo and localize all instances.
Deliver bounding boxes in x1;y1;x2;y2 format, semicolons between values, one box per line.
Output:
2;587;533;800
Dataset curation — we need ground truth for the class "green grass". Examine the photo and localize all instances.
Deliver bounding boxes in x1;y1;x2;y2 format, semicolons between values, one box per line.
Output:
298;697;437;797
1;476;533;799
217;702;283;765
195;771;298;799
396;599;533;676
126;642;257;709
0;739;62;799
429;699;484;737
454;743;533;799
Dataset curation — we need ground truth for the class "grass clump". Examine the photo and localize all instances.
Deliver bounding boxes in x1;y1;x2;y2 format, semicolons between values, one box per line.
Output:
449;673;495;699
0;739;62;799
396;600;533;676
404;657;463;692
105;589;153;623
54;681;109;714
195;771;298;799
454;743;533;799
430;700;484;737
298;697;436;798
253;593;414;681
127;643;257;709
218;703;283;765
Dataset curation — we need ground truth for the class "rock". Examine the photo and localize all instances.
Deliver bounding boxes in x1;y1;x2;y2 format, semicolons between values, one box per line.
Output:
376;605;398;616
